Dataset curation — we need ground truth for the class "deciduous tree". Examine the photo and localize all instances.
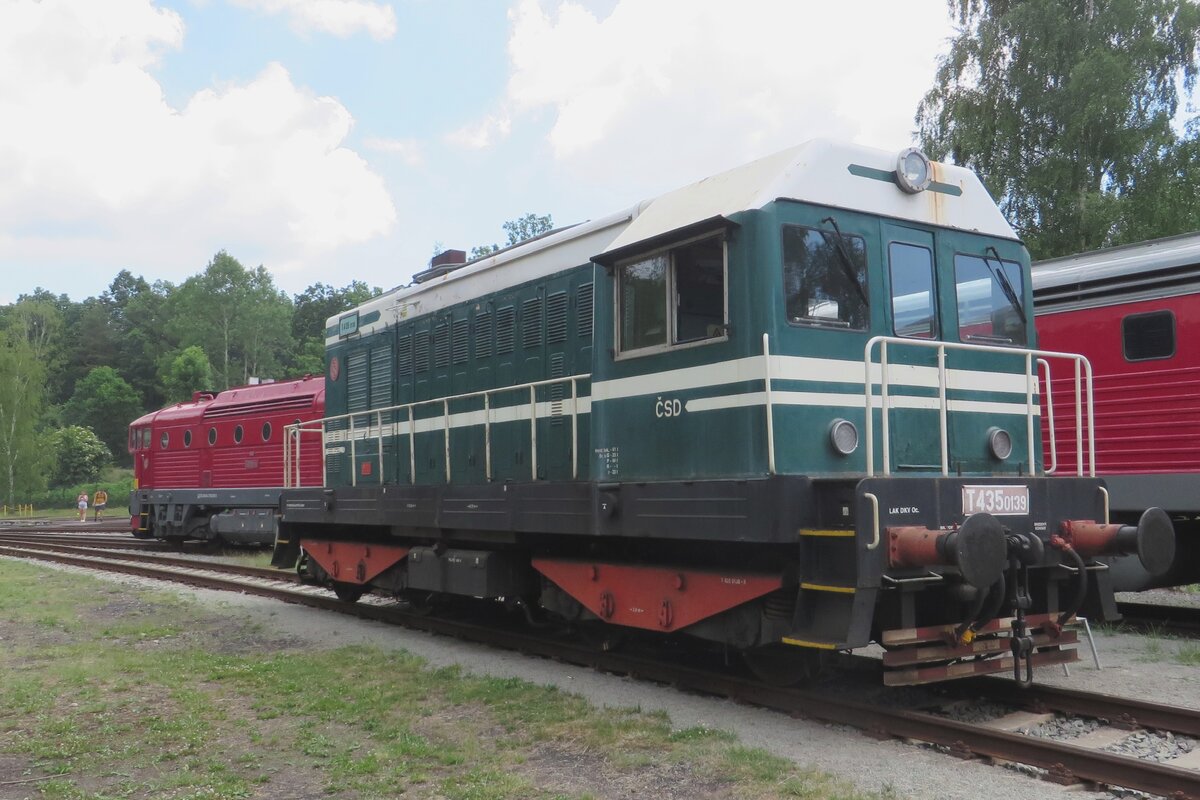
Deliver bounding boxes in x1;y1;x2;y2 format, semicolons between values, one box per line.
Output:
0;298;58;503
917;0;1200;258
160;346;215;403
470;212;555;259
166;252;294;389
63;366;141;467
47;425;109;487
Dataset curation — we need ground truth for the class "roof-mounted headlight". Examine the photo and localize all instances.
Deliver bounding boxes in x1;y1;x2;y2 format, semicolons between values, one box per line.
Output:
896;147;932;194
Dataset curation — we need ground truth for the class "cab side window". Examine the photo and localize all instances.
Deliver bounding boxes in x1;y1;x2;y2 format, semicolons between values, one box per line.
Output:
616;235;727;355
889;242;936;339
782;225;869;330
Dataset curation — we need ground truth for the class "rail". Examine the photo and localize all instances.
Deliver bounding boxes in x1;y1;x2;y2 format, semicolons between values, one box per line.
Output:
283;374;590;488
863;336;1094;478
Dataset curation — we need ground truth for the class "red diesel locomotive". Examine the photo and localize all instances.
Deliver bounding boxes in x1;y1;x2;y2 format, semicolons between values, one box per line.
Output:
128;376;324;543
1033;231;1200;590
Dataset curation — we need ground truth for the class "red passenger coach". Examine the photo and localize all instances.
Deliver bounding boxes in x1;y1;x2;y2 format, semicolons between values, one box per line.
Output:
128;376;324;543
1033;232;1200;589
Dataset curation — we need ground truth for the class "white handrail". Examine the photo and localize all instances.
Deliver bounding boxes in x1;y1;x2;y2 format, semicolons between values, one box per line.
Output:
863;336;1093;479
1038;359;1057;474
762;333;776;475
283;372;590;488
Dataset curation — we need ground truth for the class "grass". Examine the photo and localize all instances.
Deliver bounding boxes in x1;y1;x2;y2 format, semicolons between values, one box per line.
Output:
1136;627;1200;667
0;559;893;800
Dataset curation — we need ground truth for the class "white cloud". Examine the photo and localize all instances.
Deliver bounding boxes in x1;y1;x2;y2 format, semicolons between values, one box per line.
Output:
447;112;513;150
364;136;425;166
231;0;397;40
487;0;949;187
0;0;396;276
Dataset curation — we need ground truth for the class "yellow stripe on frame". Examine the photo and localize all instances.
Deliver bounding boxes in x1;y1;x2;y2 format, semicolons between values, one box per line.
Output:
781;637;839;650
798;529;856;538
800;582;856;594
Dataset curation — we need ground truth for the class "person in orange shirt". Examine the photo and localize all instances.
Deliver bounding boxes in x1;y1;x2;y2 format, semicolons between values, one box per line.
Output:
93;488;108;521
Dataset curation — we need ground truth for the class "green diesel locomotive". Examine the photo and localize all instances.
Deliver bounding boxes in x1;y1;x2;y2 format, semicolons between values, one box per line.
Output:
274;140;1172;685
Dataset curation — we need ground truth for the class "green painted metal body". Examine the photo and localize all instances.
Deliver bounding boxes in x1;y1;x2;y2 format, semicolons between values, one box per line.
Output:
322;198;1040;488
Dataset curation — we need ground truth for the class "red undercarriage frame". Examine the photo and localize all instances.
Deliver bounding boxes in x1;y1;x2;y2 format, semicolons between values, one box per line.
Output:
301;540;411;584
301;540;783;633
532;559;783;632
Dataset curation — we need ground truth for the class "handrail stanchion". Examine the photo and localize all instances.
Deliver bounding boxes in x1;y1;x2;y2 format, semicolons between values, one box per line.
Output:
377;410;384;484
762;333;776;475
321;422;328;488
349;414;357;488
1084;359;1096;477
881;340;891;476
938;344;948;476
443;399;451;483
1080;362;1089;479
570;379;579;479
1038;358;1057;474
864;340;875;478
530;385;538;480
484;392;492;481
407;406;416;484
1025;351;1035;474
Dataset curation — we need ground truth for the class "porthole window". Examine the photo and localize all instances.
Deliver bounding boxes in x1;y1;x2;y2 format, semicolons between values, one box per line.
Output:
234;425;244;444
160;431;169;449
208;427;217;445
183;430;192;448
1123;310;1175;361
262;422;272;442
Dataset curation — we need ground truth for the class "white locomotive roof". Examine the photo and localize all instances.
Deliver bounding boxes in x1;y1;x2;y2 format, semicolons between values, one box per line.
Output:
1032;230;1200;313
329;139;1015;343
600;138;1017;258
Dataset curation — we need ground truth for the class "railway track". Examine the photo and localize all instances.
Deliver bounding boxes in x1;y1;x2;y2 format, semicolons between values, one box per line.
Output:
1;537;1198;799
1119;599;1200;636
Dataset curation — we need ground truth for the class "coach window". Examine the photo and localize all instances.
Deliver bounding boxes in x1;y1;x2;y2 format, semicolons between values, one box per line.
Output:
1123;310;1175;361
889;242;936;339
783;225;869;329
262;422;272;442
208;427;217;446
954;253;1026;346
617;235;727;355
183;430;192;448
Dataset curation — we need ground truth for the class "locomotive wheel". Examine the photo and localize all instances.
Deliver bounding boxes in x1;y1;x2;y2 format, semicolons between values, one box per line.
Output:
742;644;825;686
331;582;364;603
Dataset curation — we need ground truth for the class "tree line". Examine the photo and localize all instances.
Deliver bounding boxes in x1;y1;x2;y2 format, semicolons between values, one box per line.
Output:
0;251;380;504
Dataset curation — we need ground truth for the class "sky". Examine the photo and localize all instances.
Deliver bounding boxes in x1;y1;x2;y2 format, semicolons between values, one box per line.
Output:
0;0;965;305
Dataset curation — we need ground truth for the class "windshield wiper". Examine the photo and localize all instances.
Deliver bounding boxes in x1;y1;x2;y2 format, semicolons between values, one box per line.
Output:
819;216;869;307
981;245;1026;326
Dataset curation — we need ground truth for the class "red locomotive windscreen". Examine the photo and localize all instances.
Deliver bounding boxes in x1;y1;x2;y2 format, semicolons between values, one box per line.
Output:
129;376;325;491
